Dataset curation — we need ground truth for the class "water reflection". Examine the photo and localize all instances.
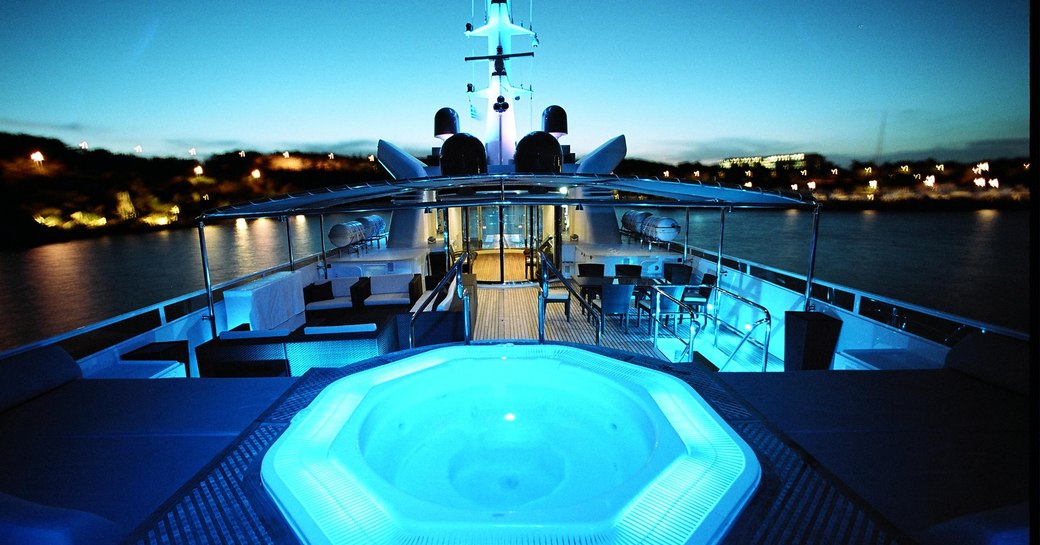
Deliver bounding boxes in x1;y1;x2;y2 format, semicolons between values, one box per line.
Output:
0;209;1027;351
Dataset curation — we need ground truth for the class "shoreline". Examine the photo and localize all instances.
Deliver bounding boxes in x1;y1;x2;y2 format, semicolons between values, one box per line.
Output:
2;196;1030;251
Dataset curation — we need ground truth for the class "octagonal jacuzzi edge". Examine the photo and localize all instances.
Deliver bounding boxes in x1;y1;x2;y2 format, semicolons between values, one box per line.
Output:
261;344;761;545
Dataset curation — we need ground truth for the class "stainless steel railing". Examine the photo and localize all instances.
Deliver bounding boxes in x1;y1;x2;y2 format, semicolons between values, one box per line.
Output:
643;285;704;364
409;251;471;349
711;286;773;371
537;251;601;345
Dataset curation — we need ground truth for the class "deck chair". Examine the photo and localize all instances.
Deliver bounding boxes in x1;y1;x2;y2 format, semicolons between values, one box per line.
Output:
614;264;642;278
593;283;635;332
681;272;716;324
663;263;693;285
636;284;686;333
538;270;571;321
577;263;604;277
576;263;605;313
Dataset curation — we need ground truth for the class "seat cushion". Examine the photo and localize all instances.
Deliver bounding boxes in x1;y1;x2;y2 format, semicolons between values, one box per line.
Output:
366;293;411;305
329;277;357;297
0;345;82;412
369;273;413;295
305;296;353;311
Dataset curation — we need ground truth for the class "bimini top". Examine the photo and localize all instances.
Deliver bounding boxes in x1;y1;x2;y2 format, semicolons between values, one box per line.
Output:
197;173;818;221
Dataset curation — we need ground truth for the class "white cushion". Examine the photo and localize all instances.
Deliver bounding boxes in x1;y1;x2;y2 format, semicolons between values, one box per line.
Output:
370;274;413;295
305;297;353;311
329;277;357;297
365;293;411;306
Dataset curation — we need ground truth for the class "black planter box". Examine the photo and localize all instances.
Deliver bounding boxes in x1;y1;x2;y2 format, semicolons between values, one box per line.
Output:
785;311;843;371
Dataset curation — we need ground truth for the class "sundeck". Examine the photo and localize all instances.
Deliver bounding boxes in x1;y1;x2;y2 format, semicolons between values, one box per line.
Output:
0;1;1030;544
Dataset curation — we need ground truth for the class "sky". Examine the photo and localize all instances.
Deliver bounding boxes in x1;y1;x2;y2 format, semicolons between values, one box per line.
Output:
0;0;1031;166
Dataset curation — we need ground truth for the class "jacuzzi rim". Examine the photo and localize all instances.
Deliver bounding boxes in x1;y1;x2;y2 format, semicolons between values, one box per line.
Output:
262;344;762;545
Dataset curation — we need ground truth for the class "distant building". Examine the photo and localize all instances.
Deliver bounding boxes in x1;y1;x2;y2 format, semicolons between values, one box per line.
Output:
718;153;824;171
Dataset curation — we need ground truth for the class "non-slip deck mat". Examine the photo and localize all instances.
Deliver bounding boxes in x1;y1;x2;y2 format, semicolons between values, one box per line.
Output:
123;344;909;545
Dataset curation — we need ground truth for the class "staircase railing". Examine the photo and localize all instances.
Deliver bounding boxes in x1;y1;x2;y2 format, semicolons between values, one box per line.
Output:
644;285;704;364
537;251;601;345
409;251;471;348
711;286;772;371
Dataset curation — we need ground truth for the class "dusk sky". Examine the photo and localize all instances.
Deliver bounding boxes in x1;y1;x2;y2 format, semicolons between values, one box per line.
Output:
1;1;1030;166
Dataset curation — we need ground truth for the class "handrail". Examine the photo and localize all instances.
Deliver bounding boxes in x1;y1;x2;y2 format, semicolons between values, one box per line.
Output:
711;286;772;372
645;285;703;364
537;251;601;345
409;251;471;349
670;241;1027;342
0;248;342;361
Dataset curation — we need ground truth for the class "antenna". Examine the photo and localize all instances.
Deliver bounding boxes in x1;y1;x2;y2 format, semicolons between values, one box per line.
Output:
873;110;887;164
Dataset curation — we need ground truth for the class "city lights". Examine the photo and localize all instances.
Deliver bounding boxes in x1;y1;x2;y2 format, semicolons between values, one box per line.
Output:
30;151;44;164
194;165;204;176
251;169;262;179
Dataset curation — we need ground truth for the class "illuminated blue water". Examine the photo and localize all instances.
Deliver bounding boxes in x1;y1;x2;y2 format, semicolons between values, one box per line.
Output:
0;210;1029;350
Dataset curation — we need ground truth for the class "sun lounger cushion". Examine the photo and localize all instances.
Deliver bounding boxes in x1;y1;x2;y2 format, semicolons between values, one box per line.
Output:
0;491;122;545
0;345;82;412
943;331;1029;395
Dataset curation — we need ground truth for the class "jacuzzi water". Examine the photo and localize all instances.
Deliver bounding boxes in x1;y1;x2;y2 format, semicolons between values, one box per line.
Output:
262;344;760;545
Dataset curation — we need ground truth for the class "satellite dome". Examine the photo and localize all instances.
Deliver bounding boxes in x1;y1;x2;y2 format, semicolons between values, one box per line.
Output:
515;131;563;174
440;133;487;176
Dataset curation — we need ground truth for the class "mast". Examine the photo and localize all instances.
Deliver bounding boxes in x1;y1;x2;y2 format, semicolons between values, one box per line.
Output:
466;0;534;167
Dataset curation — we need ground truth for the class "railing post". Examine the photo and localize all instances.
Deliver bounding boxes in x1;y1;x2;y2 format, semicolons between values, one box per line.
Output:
283;215;295;271
803;204;821;311
318;214;328;280
198;221;217;341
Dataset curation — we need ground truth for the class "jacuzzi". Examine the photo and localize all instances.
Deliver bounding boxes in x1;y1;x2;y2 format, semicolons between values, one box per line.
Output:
262;344;760;545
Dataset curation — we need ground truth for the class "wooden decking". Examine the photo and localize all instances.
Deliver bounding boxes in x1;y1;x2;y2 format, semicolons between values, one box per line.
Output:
470;283;776;371
469;250;530;282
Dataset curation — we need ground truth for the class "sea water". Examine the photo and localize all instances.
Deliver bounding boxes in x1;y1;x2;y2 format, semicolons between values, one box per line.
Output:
0;209;1029;351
